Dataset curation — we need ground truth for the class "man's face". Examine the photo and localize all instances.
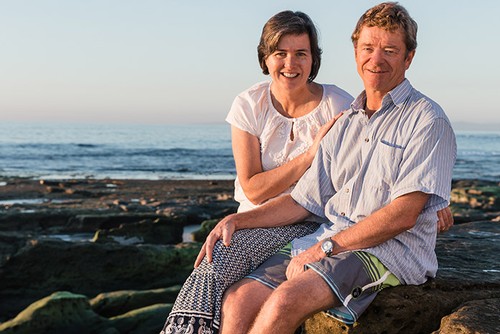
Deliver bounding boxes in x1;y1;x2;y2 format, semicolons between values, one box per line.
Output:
355;26;415;97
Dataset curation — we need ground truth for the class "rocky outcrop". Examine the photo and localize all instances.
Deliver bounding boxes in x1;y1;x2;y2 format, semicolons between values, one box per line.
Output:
92;217;184;245
0;239;199;321
304;280;500;333
0;291;174;334
0;291;107;334
451;180;500;223
432;298;500;334
90;286;181;318
0;178;499;333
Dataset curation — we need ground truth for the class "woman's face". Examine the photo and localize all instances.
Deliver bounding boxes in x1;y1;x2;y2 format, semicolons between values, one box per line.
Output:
265;33;313;92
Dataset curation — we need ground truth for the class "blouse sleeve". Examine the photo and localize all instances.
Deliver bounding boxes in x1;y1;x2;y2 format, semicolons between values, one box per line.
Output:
225;94;259;136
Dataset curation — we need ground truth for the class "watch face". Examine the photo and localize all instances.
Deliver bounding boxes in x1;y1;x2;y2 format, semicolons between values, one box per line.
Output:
322;239;333;252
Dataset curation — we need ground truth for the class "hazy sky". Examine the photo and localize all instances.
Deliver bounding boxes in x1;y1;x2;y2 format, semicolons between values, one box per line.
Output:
1;1;498;127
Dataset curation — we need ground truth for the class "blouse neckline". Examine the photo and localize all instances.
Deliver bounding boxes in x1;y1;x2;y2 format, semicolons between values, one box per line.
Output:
266;82;326;122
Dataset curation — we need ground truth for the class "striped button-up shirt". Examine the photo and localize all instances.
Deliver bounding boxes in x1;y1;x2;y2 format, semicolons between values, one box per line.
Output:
291;79;457;285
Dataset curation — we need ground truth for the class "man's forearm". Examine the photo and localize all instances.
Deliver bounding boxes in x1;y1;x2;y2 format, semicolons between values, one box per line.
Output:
331;191;430;254
234;194;311;230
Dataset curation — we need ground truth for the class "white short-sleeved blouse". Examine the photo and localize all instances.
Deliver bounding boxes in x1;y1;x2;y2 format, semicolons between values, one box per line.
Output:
226;81;353;212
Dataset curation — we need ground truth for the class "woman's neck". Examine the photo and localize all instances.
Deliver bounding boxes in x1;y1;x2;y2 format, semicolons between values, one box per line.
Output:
270;82;322;118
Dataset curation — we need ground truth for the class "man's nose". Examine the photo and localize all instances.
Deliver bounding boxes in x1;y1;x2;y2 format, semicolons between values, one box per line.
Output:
370;49;385;64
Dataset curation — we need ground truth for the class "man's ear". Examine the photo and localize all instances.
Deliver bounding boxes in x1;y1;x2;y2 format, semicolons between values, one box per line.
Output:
405;49;416;70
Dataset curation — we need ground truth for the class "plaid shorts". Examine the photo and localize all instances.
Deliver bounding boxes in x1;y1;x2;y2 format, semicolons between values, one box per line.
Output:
246;243;401;324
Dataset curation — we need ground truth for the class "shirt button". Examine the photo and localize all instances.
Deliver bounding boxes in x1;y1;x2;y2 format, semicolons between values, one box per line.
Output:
364;138;370;142
340;212;345;216
345;188;350;193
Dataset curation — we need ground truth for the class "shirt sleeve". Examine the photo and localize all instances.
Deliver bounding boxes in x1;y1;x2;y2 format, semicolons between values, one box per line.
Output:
225;94;258;136
391;117;457;211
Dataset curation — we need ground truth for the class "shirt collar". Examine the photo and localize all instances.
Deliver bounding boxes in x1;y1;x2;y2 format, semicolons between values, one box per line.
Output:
349;79;413;115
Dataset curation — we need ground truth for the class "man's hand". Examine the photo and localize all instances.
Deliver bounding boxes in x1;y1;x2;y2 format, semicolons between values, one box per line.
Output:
286;242;325;280
437;206;453;232
194;214;238;268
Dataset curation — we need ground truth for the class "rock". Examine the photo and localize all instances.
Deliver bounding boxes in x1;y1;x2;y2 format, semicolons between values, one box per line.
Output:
451;180;500;223
0;291;107;334
90;286;181;317
106;303;173;334
192;219;219;242
435;221;499;282
45;186;66;193
432;298;500;334
1;178;499;333
66;213;181;232
0;239;200;320
0;231;30;266
92;217;183;245
303;280;500;334
0;209;76;232
0;290;174;334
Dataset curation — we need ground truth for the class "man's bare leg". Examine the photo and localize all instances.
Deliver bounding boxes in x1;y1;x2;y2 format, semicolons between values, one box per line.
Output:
248;270;338;334
220;278;273;334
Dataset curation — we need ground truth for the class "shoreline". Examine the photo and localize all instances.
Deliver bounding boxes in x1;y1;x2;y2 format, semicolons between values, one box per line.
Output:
0;177;236;205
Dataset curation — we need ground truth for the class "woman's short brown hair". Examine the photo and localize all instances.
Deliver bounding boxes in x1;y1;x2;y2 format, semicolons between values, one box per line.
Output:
257;11;322;83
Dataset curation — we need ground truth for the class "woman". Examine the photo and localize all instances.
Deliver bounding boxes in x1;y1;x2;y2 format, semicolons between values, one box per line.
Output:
160;11;353;334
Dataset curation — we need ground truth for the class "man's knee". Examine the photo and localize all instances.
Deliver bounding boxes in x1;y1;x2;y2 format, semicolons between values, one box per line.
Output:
268;271;337;317
222;279;253;311
223;279;274;313
262;283;300;315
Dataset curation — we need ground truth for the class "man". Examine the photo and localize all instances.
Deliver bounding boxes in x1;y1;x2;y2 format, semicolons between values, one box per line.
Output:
200;2;456;333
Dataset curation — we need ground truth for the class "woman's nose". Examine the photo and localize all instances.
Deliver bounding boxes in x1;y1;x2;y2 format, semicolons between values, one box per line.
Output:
284;55;296;68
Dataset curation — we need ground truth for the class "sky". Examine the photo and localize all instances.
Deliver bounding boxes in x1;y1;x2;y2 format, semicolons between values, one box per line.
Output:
1;1;499;129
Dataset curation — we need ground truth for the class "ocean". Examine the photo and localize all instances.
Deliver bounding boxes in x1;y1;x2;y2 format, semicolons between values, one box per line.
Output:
0;122;499;182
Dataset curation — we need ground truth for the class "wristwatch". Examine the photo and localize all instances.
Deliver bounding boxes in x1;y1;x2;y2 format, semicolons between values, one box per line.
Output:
321;238;335;257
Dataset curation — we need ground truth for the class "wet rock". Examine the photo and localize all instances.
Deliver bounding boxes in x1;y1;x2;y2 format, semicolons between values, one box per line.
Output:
435;221;500;283
0;290;174;334
0;231;30;266
1;178;498;333
106;303;173;334
0;239;200;320
90;286;181;318
451;180;500;222
192;219;218;242
66;213;174;232
0;291;107;334
0;209;76;232
92;217;183;245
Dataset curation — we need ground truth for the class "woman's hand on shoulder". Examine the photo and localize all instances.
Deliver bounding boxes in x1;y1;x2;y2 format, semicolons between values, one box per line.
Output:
306;112;344;163
194;213;238;268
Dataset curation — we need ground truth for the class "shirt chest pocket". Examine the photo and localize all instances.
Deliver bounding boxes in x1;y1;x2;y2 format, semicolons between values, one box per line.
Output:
368;139;405;191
